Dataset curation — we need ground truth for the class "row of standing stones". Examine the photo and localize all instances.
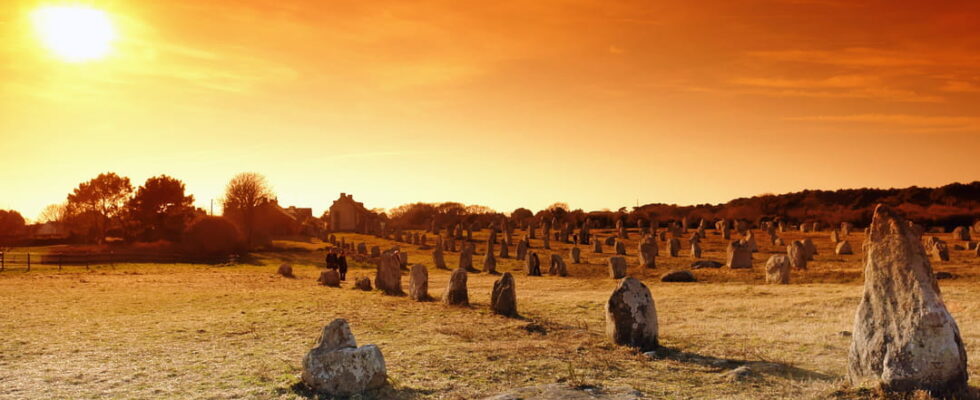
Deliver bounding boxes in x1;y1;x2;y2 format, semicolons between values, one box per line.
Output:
297;204;971;398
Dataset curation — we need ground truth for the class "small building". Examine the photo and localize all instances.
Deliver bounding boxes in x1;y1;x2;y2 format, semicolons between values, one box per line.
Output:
329;193;376;232
282;206;314;222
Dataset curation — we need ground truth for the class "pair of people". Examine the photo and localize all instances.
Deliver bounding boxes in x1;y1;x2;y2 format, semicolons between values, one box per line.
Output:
324;248;348;280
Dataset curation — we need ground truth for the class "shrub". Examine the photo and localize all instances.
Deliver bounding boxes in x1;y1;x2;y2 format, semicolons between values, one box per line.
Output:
182;216;244;258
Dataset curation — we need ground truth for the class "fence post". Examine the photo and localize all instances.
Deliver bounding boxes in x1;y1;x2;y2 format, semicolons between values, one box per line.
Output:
27;252;31;272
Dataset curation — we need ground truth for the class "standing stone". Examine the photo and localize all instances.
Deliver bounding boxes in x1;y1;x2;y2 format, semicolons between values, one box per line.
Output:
605;277;658;351
442;268;469;306
658;231;667;241
802;238;817;260
525;252;541;276
721;224;731;240
726;240;752;269
765;254;790;284
848;204;968;396
459;244;476;272
569;246;581;264
932;241;950;262
617;220;628;239
638;242;656;268
604;236;616;246
491;273;518;317
830;230;841;243
370;246;381;257
787;240;808;269
743;231;758;252
951;226;970;242
608;256;627;279
318;270;341;287
301;319;387;396
398;251;409;270
357;242;367;254
408;264;431;301
690;241;702;259
548;254;568;276
614;240;627;255
482;250;497;274
278;264;294;278
667;238;680;257
375;251;404;295
836;240;853;255
516;239;528;261
592;238;603;253
499;241;510;259
432;246;448;270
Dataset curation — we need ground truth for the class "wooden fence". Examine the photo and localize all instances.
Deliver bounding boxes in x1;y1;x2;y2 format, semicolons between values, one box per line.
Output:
0;251;236;272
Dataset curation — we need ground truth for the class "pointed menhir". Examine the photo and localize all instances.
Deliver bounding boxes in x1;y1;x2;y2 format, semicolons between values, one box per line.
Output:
847;204;968;397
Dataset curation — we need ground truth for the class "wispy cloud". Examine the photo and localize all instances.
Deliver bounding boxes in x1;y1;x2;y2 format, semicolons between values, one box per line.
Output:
785;114;980;133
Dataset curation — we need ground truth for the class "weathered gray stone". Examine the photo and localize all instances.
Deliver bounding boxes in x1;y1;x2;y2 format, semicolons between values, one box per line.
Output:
375;251;404;296
318;270;341;287
836;240;853;255
605;277;658;351
690;241;702;259
301;319;387;396
667;238;680;257
432;246;448;270
442;268;469;306
491;272;518;317
690;260;723;269
549;254;567;277
593;238;603;253
787;240;807;270
353;276;372;291
638;242;656;268
765;254;790;284
482;251;497;274
278;264;294;278
569;246;581;263
525;252;541;276
614;240;627;255
848;204;968;397
726;240;752;269
608;256;627;279
408;264;431;301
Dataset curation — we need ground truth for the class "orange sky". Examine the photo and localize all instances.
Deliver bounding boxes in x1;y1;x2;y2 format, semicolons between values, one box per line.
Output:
2;0;979;220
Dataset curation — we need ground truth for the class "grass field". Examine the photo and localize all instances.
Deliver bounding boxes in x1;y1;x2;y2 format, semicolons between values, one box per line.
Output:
1;228;979;399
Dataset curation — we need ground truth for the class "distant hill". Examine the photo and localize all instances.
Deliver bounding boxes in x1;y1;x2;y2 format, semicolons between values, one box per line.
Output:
632;181;980;230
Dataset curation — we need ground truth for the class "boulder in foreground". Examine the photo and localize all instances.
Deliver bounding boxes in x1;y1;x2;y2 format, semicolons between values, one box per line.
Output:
302;319;387;396
605;277;658;351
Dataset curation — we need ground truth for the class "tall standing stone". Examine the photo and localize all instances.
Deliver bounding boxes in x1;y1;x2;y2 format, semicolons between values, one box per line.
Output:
441;268;469;306
605;277;658;351
549;254;568;277
726;240;752;269
848;205;968;396
608;256;627;279
667;238;680;257
375;251;404;295
516;239;528;261
459;243;476;272
432;245;448;270
482;250;497;274
408;264;431;301
569;246;581;264
525;252;541;276
614;240;627;255
491;272;517;317
499;241;510;259
802;238;817;260
592;238;603;253
690;241;702;259
638;242;656;268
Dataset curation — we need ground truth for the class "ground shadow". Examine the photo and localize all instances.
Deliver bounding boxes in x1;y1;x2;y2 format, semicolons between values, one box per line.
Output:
647;345;838;382
290;381;437;399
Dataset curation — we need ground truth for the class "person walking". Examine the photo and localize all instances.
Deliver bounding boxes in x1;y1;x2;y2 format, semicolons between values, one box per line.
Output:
337;250;348;281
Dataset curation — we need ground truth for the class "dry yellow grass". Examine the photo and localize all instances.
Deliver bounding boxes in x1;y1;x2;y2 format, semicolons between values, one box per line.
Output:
1;228;979;399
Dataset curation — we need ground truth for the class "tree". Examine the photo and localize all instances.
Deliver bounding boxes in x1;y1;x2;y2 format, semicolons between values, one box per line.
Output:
222;172;273;248
38;203;67;223
126;175;196;242
510;207;534;222
0;210;26;245
66;172;133;243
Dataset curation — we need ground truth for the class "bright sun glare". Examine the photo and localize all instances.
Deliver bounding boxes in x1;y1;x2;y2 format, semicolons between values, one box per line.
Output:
31;5;116;62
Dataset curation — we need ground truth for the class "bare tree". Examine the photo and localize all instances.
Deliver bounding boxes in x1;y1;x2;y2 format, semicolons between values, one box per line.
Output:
222;172;273;248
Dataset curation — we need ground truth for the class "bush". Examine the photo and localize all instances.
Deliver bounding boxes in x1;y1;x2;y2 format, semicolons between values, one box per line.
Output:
182;216;244;258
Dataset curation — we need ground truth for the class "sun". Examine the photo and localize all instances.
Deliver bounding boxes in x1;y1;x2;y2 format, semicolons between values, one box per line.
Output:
31;5;116;63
